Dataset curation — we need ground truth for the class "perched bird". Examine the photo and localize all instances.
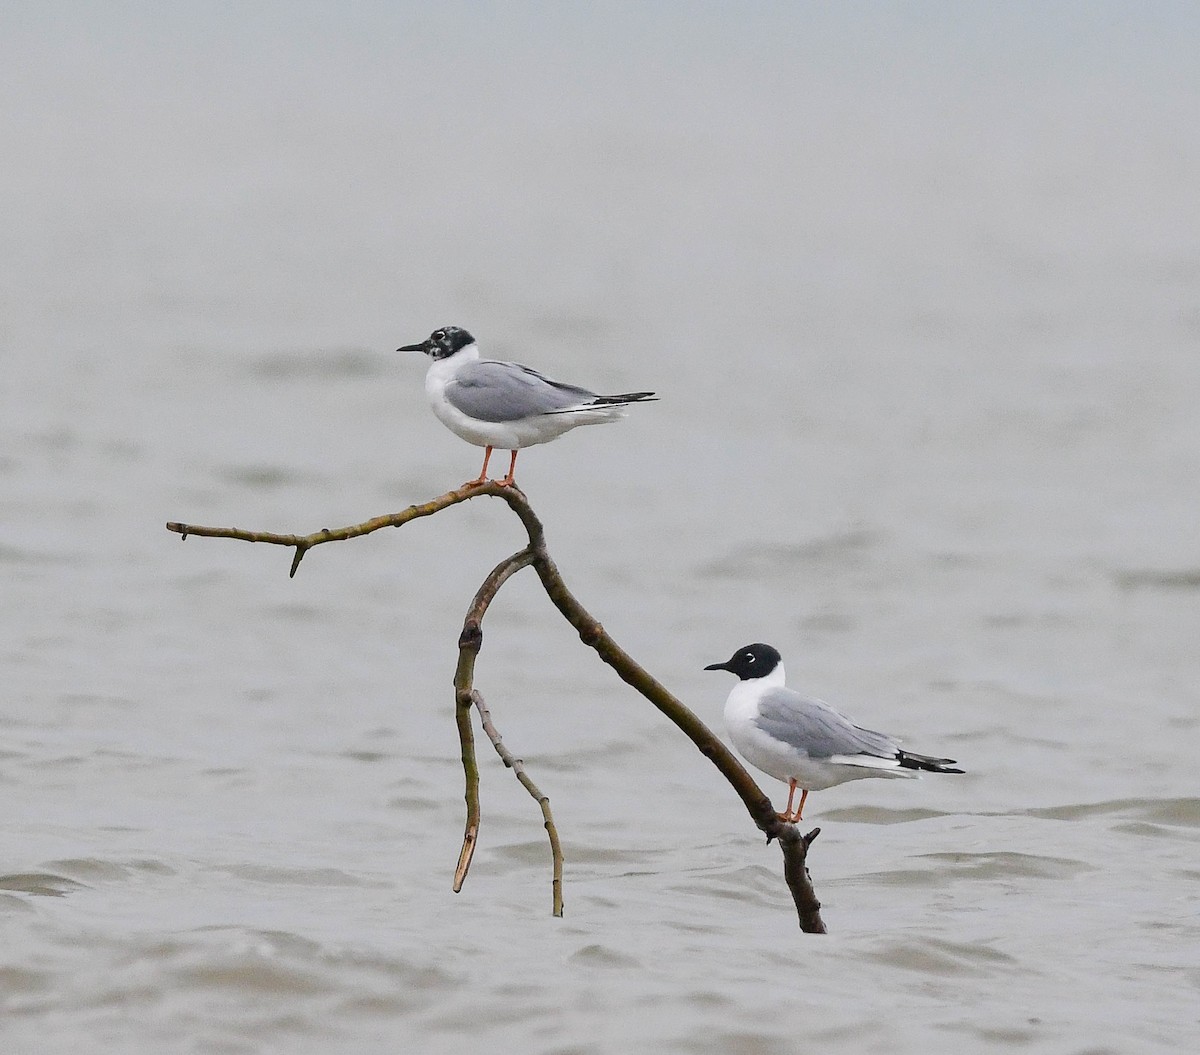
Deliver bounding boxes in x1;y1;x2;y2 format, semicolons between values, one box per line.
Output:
397;326;656;486
705;643;963;821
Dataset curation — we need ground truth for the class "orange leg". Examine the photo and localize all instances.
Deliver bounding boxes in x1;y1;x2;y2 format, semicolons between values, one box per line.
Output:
498;449;519;486
469;446;494;485
779;779;798;822
793;788;808;821
778;782;809;824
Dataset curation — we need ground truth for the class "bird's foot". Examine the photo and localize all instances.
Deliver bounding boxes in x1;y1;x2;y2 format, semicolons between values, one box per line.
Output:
461;474;518;490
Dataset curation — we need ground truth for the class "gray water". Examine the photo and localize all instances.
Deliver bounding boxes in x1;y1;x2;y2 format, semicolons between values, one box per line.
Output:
4;4;1200;1052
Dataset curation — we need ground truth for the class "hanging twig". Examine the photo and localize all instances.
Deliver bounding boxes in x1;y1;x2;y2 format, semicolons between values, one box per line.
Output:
451;548;534;893
470;688;564;917
166;483;826;932
449;545;564;917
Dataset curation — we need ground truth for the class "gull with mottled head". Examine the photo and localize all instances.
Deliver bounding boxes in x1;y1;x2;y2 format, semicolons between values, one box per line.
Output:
397;326;656;486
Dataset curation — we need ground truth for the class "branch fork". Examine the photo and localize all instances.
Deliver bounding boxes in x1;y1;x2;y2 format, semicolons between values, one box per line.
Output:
167;482;826;932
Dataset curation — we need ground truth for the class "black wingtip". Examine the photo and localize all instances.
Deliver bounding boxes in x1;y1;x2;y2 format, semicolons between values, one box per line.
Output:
898;751;965;774
593;391;658;405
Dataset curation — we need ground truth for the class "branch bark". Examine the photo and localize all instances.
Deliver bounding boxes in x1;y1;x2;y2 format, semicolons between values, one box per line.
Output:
167;482;826;932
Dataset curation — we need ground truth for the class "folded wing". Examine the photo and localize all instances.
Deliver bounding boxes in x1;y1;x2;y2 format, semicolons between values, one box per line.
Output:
753;689;902;762
445;361;600;422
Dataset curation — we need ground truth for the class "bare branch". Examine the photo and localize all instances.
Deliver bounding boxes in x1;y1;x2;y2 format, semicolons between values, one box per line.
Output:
165;484;825;931
166;480;538;578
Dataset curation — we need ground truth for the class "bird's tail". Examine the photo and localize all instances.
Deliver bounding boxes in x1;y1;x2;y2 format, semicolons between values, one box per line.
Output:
897;751;964;774
546;391;657;414
593;391;657;405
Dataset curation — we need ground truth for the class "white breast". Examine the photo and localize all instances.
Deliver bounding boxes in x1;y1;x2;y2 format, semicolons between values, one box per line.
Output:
423;349;517;448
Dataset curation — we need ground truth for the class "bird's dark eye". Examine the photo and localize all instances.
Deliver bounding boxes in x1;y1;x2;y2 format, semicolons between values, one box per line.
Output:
433;330;444;340
745;653;755;663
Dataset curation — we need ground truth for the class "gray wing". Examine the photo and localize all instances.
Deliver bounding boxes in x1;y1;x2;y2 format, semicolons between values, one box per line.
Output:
753;688;900;760
444;360;599;423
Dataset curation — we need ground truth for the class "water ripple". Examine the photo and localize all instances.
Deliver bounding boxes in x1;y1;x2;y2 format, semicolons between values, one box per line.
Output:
250;348;382;380
914;851;1095;880
865;937;1021;977
217;864;387;888
0;872;87;897
568;942;641;969
849;851;1094;889
1022;797;1200;827
697;530;882;579
215;464;315;491
1113;567;1200;591
0;966;52;993
822;806;953;825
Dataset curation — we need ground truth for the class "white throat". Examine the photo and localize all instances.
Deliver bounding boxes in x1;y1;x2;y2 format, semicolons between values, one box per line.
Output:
426;341;479;384
723;661;787;728
755;663;786;689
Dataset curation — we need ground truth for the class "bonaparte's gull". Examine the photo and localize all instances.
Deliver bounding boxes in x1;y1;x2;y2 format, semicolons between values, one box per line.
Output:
397;326;656;486
705;643;963;821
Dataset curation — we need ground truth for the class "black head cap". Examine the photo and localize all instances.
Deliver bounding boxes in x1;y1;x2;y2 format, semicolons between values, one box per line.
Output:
704;643;782;681
397;326;476;359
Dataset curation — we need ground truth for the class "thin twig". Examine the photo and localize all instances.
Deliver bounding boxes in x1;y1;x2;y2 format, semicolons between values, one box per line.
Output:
451;676;480;895
471;689;564;917
451;547;549;906
166;480;533;578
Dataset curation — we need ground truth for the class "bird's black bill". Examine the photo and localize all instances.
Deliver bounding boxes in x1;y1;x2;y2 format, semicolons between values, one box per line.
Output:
703;661;729;671
396;341;429;352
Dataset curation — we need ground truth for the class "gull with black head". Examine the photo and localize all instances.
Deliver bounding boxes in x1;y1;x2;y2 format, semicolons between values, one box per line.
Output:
397;326;656;486
705;643;963;822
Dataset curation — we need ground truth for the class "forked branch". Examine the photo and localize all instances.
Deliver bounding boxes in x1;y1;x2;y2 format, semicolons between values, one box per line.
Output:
451;545;563;917
166;482;826;933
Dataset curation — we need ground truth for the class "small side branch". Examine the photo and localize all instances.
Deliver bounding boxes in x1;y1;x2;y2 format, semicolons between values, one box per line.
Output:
471;689;564;917
452;547;533;892
451;681;480;894
166;480;533;578
778;826;826;934
451;546;562;917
